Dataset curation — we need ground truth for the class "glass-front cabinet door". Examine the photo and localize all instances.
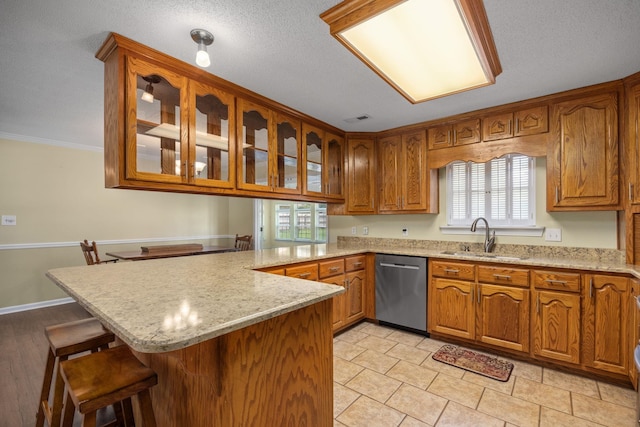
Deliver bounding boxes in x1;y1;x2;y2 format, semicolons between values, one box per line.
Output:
275;113;301;195
237;98;273;192
303;123;324;196
127;57;188;184
325;132;344;199
190;82;235;188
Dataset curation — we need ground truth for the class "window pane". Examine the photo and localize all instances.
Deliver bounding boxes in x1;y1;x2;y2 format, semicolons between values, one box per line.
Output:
470;163;485;218
275;204;291;240
446;154;535;227
490;158;506;221
512;155;529;221
450;162;466;222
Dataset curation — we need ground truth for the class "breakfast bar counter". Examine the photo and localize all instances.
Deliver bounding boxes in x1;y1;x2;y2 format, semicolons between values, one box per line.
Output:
46;247;347;426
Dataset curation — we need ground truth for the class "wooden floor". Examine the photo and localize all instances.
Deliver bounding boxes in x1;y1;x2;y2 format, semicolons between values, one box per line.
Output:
0;302;99;426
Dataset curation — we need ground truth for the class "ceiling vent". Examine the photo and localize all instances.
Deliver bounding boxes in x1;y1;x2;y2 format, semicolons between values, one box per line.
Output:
343;114;371;123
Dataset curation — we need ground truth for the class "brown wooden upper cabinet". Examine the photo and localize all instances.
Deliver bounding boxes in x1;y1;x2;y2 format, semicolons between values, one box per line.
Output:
482;106;548;142
302;124;344;200
346;137;376;214
428;119;480;149
547;91;620;211
627;79;640;205
379;131;437;213
121;56;237;189
236;98;302;195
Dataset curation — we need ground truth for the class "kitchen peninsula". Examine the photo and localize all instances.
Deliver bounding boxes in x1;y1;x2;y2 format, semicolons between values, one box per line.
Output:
45;247;348;426
47;240;640;425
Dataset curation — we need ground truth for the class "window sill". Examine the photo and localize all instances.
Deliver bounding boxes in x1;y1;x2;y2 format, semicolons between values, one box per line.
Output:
440;225;544;237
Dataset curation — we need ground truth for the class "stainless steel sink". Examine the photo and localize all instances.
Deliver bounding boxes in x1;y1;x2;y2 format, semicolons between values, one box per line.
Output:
439;251;527;261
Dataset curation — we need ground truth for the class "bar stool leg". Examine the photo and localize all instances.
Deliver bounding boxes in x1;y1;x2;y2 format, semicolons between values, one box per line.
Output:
35;348;56;427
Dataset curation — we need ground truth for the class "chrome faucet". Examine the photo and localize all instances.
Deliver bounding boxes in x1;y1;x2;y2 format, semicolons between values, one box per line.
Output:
471;217;496;253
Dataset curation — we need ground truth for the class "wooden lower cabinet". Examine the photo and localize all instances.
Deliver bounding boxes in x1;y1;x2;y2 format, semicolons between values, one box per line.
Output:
344;265;366;325
261;254;368;333
630;279;640;388
477;284;530;353
429;277;475;340
583;273;629;375
429;260;636;384
532;289;581;364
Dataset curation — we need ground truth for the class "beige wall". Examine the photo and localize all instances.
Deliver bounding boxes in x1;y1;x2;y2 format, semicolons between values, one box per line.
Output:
0;138;253;310
0;138;620;310
328;157;619;249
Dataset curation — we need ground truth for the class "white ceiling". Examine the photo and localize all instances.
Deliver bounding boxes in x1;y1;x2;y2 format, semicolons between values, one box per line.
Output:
2;0;640;150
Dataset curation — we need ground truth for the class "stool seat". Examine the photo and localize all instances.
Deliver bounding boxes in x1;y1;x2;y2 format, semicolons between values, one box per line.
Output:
60;345;157;427
36;318;115;427
46;318;115;357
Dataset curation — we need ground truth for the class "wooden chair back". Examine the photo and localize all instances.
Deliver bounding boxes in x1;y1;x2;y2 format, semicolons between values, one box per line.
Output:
80;240;117;265
234;234;253;251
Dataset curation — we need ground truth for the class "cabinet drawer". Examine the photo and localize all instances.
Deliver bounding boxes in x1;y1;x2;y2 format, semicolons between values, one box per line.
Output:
285;263;318;281
431;260;475;281
319;259;345;278
478;265;529;287
345;255;366;272
533;270;581;292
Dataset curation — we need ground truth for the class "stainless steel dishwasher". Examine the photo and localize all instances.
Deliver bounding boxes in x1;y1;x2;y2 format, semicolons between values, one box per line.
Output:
375;254;427;333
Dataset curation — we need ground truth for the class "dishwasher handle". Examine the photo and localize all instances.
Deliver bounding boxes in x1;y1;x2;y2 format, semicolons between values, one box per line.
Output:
379;262;420;270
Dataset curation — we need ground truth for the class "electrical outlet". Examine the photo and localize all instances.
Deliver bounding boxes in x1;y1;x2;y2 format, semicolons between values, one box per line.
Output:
351;226;357;235
1;215;16;226
402;228;408;237
545;228;562;242
362;226;369;235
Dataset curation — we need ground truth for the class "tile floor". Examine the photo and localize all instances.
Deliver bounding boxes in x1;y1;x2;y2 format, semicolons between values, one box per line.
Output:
333;322;638;427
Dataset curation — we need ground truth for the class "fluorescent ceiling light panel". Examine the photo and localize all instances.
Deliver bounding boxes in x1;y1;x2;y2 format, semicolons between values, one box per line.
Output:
321;0;502;104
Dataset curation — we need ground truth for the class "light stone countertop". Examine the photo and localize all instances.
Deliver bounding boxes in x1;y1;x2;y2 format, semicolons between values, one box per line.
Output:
47;240;640;354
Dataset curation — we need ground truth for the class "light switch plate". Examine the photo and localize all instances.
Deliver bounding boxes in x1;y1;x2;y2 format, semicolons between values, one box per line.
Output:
362;226;369;235
402;228;408;236
1;215;16;226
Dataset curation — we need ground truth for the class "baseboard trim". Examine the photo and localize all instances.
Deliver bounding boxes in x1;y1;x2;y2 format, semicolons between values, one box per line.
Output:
0;297;75;315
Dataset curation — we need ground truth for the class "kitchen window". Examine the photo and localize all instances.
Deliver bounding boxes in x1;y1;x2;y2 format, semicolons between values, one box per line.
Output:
275;203;327;242
446;154;535;227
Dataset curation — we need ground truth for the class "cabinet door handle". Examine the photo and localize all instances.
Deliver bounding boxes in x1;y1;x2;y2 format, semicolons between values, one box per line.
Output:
493;274;512;281
453;128;457;142
329;266;340;272
536;294;540;314
555;186;559;204
630;182;634;201
544;279;567;286
345;279;350;289
515;117;519;133
589;277;593;298
444;268;460;275
353;262;363;268
298;272;311;279
477;286;481;305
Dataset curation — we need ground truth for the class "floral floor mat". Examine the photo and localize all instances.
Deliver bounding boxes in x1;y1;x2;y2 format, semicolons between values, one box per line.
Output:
432;344;514;382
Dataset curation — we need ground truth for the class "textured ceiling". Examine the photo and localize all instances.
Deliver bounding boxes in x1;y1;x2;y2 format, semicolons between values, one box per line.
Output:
1;0;640;150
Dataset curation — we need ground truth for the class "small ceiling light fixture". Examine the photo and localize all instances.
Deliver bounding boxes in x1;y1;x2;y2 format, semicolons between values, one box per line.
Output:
141;75;161;103
320;0;502;104
190;29;214;68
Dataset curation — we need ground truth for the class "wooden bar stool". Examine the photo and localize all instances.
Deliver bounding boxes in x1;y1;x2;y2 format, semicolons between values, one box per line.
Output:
60;345;158;427
36;318;115;427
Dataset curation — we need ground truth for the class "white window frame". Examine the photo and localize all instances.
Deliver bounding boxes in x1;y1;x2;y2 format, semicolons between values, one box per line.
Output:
274;202;328;243
446;154;536;227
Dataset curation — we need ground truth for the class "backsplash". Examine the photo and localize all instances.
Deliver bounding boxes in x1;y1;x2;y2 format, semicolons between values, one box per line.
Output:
336;236;625;264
